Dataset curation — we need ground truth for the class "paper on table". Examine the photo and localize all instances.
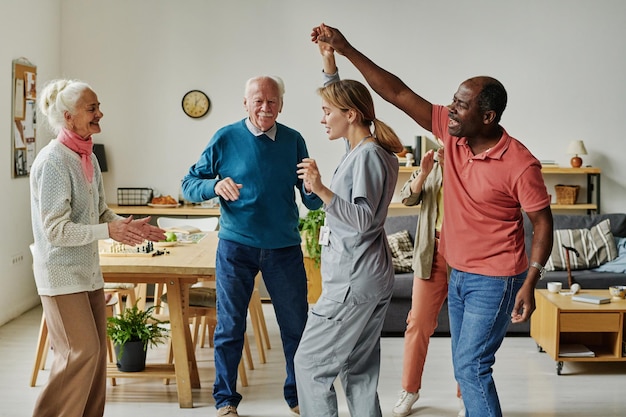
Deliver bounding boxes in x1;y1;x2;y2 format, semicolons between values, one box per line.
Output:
559;344;595;357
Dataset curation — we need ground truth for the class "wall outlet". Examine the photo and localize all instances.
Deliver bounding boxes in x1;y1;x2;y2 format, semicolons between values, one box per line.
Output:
10;252;24;266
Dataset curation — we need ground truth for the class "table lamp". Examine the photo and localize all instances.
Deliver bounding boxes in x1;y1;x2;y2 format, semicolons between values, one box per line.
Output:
567;140;587;168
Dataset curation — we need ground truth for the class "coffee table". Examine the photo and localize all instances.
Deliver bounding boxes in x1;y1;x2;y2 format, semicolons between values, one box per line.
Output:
530;289;626;375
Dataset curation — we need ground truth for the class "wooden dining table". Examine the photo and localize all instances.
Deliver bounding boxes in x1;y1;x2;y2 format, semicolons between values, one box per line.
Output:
99;231;218;408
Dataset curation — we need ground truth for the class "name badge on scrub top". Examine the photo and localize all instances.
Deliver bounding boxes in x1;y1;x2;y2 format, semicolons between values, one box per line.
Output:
318;217;330;246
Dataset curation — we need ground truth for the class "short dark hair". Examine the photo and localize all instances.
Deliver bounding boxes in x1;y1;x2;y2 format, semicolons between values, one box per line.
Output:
477;79;507;124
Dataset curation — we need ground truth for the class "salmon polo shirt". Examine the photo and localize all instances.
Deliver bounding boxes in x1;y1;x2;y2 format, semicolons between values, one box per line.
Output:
431;105;550;277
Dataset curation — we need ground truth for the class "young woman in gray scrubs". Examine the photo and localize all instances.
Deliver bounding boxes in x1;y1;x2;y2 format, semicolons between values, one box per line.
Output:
294;34;404;417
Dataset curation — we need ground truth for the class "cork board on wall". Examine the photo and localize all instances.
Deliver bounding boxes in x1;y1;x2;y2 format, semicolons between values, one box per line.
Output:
12;58;37;178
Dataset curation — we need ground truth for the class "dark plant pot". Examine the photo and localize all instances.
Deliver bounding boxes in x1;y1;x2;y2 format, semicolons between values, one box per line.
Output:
114;340;147;372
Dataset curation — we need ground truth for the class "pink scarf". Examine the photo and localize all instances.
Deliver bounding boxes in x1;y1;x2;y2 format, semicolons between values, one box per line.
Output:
57;128;94;183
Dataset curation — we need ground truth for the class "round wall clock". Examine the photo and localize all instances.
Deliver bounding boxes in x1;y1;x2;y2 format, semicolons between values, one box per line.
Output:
181;90;210;118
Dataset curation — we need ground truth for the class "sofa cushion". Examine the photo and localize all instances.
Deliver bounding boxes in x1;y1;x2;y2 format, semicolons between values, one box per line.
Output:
546;219;618;271
387;230;414;273
524;213;626;260
384;215;418;241
593;237;626;273
392;272;414;298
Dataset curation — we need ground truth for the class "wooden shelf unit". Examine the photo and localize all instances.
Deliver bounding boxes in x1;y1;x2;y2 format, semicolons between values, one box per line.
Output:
541;166;601;213
390;166;419;211
395;166;602;214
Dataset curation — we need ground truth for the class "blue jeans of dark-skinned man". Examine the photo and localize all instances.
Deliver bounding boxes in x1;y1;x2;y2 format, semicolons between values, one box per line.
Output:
213;238;308;410
448;269;526;417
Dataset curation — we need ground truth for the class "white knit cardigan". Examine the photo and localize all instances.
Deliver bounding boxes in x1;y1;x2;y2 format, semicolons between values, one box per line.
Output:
30;140;122;296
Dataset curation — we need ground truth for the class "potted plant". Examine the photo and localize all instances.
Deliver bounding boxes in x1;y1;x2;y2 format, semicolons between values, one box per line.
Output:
299;208;326;268
299;208;325;303
106;301;169;372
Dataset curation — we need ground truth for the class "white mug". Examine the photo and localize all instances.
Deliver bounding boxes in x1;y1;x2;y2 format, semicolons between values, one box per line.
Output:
547;282;562;293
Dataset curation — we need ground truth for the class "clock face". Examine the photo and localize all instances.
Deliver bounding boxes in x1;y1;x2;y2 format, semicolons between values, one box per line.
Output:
182;90;210;118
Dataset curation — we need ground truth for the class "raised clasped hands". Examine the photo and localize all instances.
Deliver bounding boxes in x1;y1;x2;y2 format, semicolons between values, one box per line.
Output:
310;23;349;55
108;216;166;246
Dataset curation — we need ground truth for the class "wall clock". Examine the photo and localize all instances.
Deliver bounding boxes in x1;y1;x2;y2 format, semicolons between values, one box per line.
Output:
181;90;210;118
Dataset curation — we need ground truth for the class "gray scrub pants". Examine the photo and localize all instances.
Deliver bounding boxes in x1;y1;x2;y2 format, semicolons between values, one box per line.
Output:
294;290;392;417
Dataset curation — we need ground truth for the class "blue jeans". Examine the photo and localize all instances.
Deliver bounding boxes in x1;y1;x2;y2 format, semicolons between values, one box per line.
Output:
448;269;526;417
213;239;308;409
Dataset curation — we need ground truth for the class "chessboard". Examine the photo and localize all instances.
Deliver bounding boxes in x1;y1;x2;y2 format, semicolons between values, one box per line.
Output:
100;241;170;257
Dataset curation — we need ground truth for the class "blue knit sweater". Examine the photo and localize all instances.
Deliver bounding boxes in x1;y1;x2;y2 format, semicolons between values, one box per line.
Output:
182;119;322;249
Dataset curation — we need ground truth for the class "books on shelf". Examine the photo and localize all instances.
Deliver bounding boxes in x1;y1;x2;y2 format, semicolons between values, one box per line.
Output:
559;344;595;357
571;294;611;304
540;160;558;166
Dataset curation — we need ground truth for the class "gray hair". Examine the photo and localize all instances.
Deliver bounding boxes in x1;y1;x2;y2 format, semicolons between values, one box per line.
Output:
244;75;285;98
38;79;92;134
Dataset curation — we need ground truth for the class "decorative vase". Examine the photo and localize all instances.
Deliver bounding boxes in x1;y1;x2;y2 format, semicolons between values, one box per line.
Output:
114;340;147;372
570;155;582;168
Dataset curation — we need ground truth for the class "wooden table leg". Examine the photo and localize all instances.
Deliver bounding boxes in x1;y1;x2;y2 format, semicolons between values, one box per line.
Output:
165;280;200;408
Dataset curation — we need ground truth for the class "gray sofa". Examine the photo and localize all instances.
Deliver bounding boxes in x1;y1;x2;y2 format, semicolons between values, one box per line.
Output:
382;212;626;336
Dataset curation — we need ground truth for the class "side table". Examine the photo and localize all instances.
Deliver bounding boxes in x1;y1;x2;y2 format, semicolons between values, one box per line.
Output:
530;289;626;374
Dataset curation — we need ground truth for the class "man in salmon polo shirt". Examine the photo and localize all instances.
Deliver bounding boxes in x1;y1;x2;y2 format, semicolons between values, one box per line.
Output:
313;23;553;417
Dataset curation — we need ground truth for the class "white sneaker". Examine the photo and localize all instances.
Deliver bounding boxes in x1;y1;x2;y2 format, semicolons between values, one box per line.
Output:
392;389;420;417
458;397;466;417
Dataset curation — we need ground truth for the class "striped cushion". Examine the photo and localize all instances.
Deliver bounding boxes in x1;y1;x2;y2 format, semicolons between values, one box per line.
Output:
546;219;618;271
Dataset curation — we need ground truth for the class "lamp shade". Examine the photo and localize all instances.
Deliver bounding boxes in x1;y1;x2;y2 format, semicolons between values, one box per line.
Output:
567;140;587;156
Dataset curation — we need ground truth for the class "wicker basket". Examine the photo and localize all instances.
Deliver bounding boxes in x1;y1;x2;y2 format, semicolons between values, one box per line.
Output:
554;184;580;205
117;188;153;206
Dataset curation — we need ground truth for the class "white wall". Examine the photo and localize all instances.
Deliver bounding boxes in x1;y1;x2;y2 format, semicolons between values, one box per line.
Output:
56;0;626;215
0;0;61;326
2;0;625;324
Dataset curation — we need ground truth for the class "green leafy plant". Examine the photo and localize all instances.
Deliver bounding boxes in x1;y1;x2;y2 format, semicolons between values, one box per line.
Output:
299;208;326;268
106;301;169;359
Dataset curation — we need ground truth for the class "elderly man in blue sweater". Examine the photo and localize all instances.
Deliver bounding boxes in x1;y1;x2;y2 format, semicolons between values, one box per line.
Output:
182;75;322;417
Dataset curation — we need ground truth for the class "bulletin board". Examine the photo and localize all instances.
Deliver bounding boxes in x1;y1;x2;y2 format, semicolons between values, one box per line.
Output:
11;58;37;178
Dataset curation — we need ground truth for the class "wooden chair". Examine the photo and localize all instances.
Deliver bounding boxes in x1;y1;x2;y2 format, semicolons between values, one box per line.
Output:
160;286;252;386
154;218;264;385
154;214;246;385
103;282;139;314
196;273;271;364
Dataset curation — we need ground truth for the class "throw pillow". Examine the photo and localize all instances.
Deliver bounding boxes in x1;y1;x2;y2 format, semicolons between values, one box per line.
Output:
387;230;413;273
546;219;618;271
593;237;626;273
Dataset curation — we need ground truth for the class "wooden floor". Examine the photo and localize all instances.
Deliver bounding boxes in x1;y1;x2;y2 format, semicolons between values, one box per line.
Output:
2;303;626;417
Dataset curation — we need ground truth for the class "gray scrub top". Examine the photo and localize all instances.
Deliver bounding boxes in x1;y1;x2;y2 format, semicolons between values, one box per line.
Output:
320;140;399;304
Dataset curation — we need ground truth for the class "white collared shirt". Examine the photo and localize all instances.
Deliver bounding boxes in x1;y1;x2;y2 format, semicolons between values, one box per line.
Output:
245;118;277;141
